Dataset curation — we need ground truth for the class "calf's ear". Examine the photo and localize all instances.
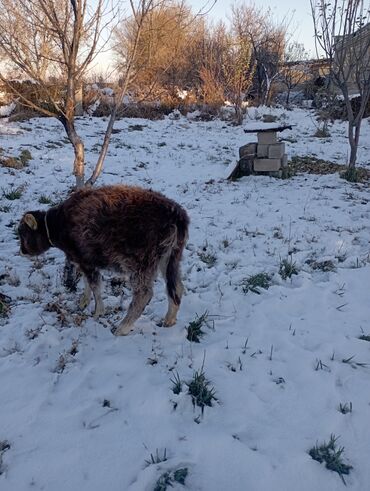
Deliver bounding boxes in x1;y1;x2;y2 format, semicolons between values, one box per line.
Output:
24;213;38;230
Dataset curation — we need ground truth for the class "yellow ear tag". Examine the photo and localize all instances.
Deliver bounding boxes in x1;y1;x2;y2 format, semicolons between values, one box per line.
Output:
24;213;38;230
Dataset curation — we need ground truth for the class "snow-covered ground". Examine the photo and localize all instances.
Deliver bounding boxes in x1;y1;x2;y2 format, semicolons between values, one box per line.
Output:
0;107;370;491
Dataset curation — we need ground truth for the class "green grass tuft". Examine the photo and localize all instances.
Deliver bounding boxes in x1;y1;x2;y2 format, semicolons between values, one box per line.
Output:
0;441;10;452
154;468;188;491
198;251;217;268
338;402;352;414
173;468;188;485
170;371;182;394
0;293;11;318
241;272;271;294
145;448;167;467
128;124;145;132
19;149;32;165
308;259;336;272
154;472;172;491
279;258;298;280
38;194;53;204
186;311;208;343
186;369;217;413
2;186;24;200
341;166;361;183
359;334;370;342
0;300;8;317
0;440;10;475
309;434;353;483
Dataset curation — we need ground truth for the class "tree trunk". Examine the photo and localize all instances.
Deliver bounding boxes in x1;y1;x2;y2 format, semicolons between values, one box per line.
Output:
60;115;85;188
86;103;118;186
286;88;290;107
262;68;270;106
348;120;361;168
59;114;85;291
235;100;243;125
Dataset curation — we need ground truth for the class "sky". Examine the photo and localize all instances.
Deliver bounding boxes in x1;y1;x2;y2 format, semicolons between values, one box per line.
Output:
188;0;317;55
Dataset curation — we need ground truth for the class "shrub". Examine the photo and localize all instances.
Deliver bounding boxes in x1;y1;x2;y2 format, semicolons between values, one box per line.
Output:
19;149;32;165
341;167;361;183
313;124;331;138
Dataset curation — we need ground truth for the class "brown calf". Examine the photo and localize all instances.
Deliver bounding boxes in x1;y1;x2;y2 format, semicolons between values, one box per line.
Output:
18;185;189;335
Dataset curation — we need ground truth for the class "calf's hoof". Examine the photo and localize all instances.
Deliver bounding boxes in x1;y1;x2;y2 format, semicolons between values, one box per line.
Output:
93;304;105;319
79;294;90;310
112;324;133;336
162;316;177;328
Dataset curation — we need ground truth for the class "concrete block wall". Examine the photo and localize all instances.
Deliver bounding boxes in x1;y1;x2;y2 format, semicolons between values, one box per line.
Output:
239;133;287;176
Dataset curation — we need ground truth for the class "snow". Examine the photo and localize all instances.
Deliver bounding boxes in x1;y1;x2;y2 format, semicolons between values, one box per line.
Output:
0;106;370;491
177;89;188;100
243;121;290;131
102;87;114;96
0;102;16;117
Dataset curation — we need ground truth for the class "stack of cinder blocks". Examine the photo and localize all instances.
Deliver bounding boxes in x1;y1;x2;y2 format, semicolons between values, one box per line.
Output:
239;131;287;177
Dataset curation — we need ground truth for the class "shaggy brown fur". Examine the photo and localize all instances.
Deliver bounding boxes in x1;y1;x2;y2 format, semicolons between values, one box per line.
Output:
18;185;189;335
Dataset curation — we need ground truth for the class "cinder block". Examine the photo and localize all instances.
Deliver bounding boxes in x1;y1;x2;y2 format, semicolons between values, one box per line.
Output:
257;131;277;144
239;157;253;175
254;158;281;172
281;154;288;167
239;142;257;158
257;144;269;158
268;143;285;159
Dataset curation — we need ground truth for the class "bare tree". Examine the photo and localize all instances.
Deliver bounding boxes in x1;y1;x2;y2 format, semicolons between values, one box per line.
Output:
111;1;208;103
311;0;370;168
279;41;309;106
198;22;228;106
198;19;255;123
225;10;256;124
0;0;187;187
231;3;288;105
0;0;114;188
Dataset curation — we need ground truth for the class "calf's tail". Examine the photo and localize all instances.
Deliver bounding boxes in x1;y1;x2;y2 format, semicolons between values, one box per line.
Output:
166;210;189;305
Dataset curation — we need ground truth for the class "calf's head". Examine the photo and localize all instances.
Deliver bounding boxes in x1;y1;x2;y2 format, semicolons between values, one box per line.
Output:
18;211;51;256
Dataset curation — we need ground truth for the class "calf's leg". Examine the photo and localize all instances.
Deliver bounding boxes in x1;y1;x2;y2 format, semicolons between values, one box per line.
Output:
159;255;184;327
163;278;183;327
79;274;92;309
114;274;154;336
81;268;104;318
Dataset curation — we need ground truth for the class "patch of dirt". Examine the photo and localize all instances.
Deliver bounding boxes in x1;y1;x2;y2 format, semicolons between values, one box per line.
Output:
289;155;370;181
0;156;24;169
